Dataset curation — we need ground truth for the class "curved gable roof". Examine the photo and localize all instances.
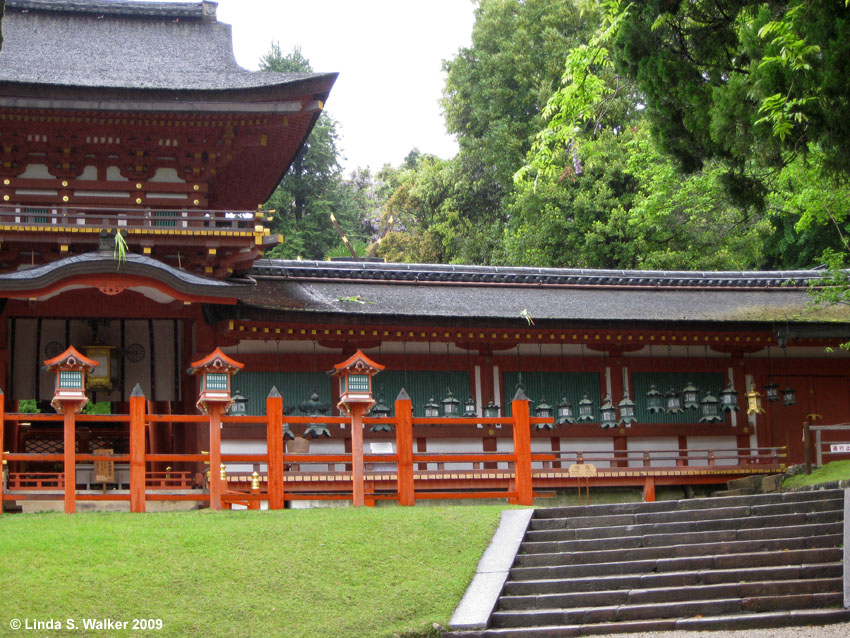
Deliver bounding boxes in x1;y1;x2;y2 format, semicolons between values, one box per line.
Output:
0;1;334;94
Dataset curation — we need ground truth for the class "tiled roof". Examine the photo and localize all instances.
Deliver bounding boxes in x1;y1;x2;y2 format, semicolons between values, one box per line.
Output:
249;259;822;289
231;259;849;326
0;1;333;93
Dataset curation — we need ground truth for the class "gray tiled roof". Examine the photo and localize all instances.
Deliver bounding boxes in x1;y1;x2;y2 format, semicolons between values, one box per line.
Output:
236;259;846;325
0;1;330;92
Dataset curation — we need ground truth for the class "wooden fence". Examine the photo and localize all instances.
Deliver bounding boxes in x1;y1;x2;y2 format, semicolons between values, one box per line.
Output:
0;391;787;513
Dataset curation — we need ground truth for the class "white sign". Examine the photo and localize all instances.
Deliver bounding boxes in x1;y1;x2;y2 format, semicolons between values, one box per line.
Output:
370;442;395;454
829;443;850;453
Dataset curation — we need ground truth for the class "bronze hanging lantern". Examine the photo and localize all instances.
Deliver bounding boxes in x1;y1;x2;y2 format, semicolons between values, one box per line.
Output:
557;395;576;425
765;382;780;403
682;381;700;409
780;339;796;407
534;396;555;430
664;346;683;414
301;391;331;438
483;400;501;419
618;393;637;426
699;390;723;423
599;393;617;429
441;388;460;417
369;394;394;432
424;396;440;419
665;387;684;414
577;394;595;422
646;384;664;414
765;346;779;402
463;396;477;418
229;389;248;416
720;378;739;413
782;386;797;406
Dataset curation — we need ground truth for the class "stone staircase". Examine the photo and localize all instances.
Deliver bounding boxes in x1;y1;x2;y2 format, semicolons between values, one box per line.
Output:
446;489;848;637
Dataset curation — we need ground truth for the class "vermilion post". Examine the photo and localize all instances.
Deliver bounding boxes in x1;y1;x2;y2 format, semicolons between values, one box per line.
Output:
129;384;147;513
511;389;533;506
394;390;415;506
208;403;224;511
643;476;656;502
266;387;285;510
350;403;367;507
0;388;5;515
63;403;77;514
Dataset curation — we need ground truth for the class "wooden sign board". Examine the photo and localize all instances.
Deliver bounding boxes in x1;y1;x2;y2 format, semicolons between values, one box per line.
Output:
93;448;115;483
568;463;597;478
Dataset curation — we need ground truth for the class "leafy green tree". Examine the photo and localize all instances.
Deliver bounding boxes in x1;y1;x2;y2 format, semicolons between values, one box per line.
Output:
259;44;370;260
609;0;850;206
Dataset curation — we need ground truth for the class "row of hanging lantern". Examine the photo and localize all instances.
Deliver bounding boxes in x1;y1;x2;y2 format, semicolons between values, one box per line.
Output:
231;338;799;433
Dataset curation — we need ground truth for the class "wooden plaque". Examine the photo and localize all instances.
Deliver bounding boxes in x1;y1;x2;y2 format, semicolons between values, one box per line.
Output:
93;448;115;483
568;463;597;478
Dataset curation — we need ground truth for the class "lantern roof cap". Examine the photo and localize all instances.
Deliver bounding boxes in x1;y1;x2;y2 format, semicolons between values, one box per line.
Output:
188;347;244;374
332;349;385;376
43;345;99;371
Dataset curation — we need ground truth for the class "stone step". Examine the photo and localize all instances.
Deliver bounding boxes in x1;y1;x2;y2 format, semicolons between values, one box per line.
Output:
726;475;763;491
508;547;842;580
497;578;842;611
531;489;845;520
502;563;844;596
489;593;844;629
442;608;850;638
524;509;842;542
529;497;843;530
520;521;843;554
512;533;842;568
714;488;757;496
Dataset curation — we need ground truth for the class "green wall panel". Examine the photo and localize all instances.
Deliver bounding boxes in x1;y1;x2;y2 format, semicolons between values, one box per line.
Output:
632;372;726;424
234;371;333;416
372;370;471;417
502;371;600;417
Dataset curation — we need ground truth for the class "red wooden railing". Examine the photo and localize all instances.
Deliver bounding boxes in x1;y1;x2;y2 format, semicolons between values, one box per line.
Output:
0;392;787;514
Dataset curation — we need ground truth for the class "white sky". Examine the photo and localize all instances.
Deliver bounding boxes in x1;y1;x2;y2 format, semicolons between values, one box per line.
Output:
214;0;477;174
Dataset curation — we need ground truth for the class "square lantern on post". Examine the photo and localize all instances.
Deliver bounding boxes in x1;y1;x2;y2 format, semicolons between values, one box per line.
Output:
332;350;385;415
187;347;245;414
43;345;99;412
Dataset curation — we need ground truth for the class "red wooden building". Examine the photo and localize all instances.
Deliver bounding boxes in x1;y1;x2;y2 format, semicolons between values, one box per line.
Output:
1;0;849;512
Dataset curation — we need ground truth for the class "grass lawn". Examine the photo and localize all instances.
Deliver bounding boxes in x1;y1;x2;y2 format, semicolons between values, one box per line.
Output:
782;459;850;489
0;506;503;638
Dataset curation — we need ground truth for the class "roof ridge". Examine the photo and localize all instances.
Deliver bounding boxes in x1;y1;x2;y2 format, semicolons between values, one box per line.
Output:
248;258;827;289
7;0;210;19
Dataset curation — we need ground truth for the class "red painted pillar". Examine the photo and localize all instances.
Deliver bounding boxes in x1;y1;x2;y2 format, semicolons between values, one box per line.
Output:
63;403;77;514
395;390;415;506
208;404;224;511
643;476;656;502
350;404;367;507
511;391;533;506
129;384;147;513
0;389;5;515
266;387;285;510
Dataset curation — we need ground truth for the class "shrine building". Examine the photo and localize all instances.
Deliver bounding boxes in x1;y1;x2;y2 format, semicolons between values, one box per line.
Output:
1;0;849;512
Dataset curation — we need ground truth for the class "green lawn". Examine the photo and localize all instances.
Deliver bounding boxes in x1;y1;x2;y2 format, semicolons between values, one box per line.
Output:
783;459;850;489
0;506;503;638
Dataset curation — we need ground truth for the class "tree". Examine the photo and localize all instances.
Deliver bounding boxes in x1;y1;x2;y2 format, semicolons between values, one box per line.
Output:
259;44;370;260
609;0;850;207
